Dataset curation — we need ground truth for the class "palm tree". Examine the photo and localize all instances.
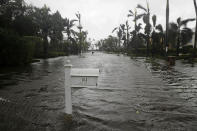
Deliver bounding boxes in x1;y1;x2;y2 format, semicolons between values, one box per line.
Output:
112;25;123;50
125;20;131;51
156;24;165;55
151;15;157;56
137;1;151;56
193;0;197;57
64;18;77;40
76;12;83;54
128;9;144;35
33;5;52;58
128;9;144;50
174;17;195;56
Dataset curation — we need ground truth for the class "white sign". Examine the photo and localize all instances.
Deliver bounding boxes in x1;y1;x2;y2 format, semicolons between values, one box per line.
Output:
64;60;99;114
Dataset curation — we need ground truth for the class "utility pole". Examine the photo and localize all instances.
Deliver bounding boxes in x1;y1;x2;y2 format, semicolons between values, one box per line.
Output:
193;0;197;58
165;0;169;56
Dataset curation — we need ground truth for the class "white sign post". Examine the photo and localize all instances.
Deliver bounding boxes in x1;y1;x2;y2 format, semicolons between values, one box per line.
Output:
64;60;72;114
64;60;99;114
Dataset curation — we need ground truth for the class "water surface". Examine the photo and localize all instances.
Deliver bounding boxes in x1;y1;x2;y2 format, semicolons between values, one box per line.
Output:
0;52;197;131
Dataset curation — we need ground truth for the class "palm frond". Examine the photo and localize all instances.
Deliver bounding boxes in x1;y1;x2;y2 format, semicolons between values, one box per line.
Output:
128;14;133;17
70;19;77;26
152;15;157;27
137;4;147;12
120;24;125;31
112;27;118;33
181;18;195;26
136;23;142;32
181;27;193;33
138;33;147;39
177;17;181;25
70;29;76;36
156;24;163;33
143;14;149;24
169;22;178;31
126;20;129;25
135;13;145;21
76;13;80;19
130;30;136;35
181;27;193;45
70;19;77;23
129;10;134;15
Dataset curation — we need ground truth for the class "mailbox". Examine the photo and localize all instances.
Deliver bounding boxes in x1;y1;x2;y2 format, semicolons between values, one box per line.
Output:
64;60;100;114
71;68;99;87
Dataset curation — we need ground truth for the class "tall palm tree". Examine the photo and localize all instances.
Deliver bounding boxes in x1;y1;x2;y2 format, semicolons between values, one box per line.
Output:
128;9;144;35
125;20;131;51
151;15;157;56
76;12;83;54
193;0;197;57
120;24;127;50
112;25;123;50
137;1;151;56
128;9;144;50
64;18;77;40
156;24;165;55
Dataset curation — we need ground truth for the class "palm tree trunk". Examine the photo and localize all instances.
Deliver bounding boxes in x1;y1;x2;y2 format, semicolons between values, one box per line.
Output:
176;34;180;56
43;35;48;58
126;28;129;52
161;37;164;56
147;36;150;57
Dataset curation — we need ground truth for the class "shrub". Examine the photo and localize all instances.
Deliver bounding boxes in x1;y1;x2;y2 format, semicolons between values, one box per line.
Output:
180;45;193;54
0;28;37;66
23;36;44;58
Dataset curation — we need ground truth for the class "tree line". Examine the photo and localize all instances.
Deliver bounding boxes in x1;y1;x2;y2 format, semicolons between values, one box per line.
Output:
0;0;90;66
97;0;197;60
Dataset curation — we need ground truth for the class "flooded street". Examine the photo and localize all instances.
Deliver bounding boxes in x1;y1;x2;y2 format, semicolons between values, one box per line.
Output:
0;52;197;131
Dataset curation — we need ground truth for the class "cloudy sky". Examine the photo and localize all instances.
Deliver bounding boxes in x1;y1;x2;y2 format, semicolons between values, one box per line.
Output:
26;0;196;41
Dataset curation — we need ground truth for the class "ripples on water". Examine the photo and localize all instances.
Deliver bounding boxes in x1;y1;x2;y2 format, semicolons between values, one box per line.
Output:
0;52;197;131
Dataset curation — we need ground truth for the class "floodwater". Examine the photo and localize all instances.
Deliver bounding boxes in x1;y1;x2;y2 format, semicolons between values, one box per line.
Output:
0;52;197;131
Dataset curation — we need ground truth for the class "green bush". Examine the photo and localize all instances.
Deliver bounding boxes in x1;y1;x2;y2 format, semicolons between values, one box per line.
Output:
176;54;190;60
0;28;37;66
129;48;147;56
23;36;44;58
167;50;176;56
180;45;193;54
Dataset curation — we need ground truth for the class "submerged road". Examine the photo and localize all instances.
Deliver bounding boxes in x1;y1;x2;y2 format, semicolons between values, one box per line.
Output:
0;52;197;131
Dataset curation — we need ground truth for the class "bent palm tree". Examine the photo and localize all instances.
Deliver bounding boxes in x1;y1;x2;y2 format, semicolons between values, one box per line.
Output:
112;25;123;50
64;18;77;40
175;17;195;56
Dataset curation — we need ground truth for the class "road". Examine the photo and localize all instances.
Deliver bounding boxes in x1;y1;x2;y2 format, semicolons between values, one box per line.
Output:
0;52;197;131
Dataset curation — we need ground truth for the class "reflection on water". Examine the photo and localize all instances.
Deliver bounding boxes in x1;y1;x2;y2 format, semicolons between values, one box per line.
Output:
0;52;197;131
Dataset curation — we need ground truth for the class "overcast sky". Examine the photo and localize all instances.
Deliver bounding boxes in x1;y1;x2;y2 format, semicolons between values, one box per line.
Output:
26;0;196;41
